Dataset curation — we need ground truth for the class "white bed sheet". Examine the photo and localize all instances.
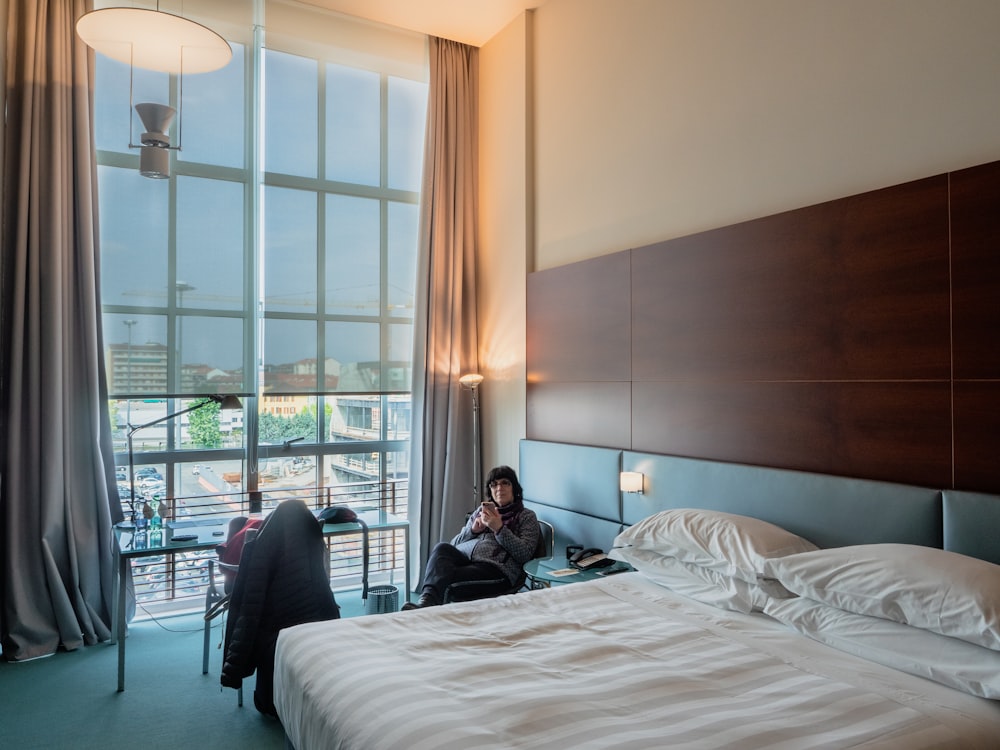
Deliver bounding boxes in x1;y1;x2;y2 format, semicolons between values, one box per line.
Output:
273;574;1000;750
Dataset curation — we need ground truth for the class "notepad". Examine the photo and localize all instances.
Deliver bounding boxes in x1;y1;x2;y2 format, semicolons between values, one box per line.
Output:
549;568;579;577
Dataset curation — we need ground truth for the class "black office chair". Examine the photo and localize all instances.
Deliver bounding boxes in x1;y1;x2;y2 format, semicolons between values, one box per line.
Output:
443;519;554;603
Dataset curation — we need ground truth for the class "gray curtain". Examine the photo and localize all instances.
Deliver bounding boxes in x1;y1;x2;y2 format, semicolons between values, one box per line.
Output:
1;0;120;661
410;37;480;584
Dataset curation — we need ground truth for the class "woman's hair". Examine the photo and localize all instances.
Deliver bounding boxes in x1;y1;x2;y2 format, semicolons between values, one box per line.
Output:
483;465;523;503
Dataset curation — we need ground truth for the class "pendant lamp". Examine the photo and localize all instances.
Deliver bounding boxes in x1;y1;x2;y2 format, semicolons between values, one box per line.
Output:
76;4;232;178
76;6;232;74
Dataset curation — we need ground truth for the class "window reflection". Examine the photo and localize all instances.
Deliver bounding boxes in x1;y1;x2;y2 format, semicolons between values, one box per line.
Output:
388;76;427;192
262;319;317;393
388;201;418;314
264;49;318;177
326;321;380;392
98;167;169;308
326;195;379;315
264;186;318;312
178;316;245;393
387;325;413;392
177;177;245;311
177;43;246;168
326;63;380;185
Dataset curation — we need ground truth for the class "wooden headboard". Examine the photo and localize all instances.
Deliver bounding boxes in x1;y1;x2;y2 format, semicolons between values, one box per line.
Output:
520;439;1000;566
526;160;1000;495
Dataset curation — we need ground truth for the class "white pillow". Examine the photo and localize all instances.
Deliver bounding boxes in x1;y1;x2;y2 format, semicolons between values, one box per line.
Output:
765;596;1000;700
612;509;818;583
762;544;1000;652
609;546;792;613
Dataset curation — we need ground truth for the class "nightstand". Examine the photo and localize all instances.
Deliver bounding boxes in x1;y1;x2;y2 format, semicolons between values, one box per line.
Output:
524;556;630;588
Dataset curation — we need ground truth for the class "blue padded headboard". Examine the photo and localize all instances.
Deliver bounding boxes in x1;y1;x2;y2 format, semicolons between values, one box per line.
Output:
622;452;941;549
519;440;622;551
520;439;1000;563
943;490;1000;566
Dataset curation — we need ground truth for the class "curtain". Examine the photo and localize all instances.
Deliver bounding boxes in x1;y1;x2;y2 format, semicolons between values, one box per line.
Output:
409;37;480;584
1;0;120;661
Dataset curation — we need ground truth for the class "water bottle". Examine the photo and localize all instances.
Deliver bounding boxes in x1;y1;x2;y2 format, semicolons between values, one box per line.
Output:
134;515;148;550
149;512;162;547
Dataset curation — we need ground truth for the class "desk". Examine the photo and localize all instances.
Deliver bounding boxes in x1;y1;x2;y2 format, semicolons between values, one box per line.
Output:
524;556;629;587
320;509;411;600
113;508;409;691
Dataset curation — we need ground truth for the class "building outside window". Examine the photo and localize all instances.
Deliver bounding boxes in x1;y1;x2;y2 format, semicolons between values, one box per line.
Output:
94;1;427;609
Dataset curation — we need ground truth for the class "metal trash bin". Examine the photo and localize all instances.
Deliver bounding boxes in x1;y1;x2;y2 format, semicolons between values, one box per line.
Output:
364;584;399;615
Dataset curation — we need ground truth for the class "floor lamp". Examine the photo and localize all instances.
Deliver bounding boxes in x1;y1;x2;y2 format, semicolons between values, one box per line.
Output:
123;394;243;527
459;374;484;509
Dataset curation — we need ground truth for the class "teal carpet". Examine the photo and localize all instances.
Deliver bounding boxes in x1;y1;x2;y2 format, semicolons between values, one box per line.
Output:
0;589;373;749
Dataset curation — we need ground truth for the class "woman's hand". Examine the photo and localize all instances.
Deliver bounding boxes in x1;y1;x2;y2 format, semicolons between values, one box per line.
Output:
479;501;501;533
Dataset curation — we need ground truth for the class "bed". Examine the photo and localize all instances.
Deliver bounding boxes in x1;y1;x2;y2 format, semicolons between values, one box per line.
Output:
273;440;1000;749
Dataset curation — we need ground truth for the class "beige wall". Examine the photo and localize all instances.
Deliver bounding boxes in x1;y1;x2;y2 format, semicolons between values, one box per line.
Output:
531;0;1000;269
477;0;1000;470
478;12;531;471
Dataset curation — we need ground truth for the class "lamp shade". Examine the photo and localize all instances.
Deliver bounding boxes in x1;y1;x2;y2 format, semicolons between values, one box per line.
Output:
620;471;644;493
76;8;232;74
139;145;170;178
135;102;176;146
216;394;243;411
459;373;484;389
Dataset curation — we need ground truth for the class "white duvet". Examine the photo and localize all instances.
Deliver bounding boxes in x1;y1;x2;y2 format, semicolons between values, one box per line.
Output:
273;574;1000;750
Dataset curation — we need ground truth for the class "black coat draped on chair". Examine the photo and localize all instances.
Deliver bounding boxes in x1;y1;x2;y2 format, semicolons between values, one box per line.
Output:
221;499;340;716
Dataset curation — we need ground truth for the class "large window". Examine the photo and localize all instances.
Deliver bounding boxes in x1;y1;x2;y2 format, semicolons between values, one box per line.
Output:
97;3;427;527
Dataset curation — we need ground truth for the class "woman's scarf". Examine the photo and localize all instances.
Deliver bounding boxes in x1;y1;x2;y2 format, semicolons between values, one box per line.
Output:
498;498;523;529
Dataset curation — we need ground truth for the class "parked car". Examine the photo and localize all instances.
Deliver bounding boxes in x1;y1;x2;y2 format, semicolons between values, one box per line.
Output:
138;476;165;490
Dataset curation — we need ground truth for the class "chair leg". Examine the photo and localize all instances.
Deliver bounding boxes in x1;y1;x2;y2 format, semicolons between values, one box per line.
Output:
204;559;218;675
202;614;211;675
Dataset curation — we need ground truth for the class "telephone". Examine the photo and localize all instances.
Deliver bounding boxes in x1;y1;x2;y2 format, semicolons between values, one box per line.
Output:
568;547;614;570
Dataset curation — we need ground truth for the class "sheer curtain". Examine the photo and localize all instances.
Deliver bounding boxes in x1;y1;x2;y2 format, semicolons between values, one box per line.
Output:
1;0;120;661
410;37;480;582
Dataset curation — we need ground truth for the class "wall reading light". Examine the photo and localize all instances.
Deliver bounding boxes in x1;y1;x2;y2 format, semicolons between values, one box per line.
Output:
620;471;644;494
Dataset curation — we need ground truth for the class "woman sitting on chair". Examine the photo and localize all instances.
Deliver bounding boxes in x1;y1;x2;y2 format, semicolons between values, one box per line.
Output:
403;465;540;610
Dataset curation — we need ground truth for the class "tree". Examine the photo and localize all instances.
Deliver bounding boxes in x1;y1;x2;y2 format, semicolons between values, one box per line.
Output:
288;411;315;440
258;410;316;444
258;411;287;444
187;401;223;448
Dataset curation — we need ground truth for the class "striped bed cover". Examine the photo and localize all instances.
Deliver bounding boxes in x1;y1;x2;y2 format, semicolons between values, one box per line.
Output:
273;574;1000;749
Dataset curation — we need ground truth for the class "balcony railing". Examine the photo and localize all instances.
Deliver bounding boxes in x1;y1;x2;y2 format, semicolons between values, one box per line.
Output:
124;479;408;618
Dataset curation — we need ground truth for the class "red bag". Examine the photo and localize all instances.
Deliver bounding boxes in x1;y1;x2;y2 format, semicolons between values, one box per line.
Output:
217;517;264;572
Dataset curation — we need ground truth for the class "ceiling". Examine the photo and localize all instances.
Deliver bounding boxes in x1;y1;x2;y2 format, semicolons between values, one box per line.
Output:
302;0;545;47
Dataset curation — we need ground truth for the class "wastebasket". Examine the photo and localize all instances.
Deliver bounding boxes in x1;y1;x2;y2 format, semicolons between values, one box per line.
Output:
364;584;399;615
